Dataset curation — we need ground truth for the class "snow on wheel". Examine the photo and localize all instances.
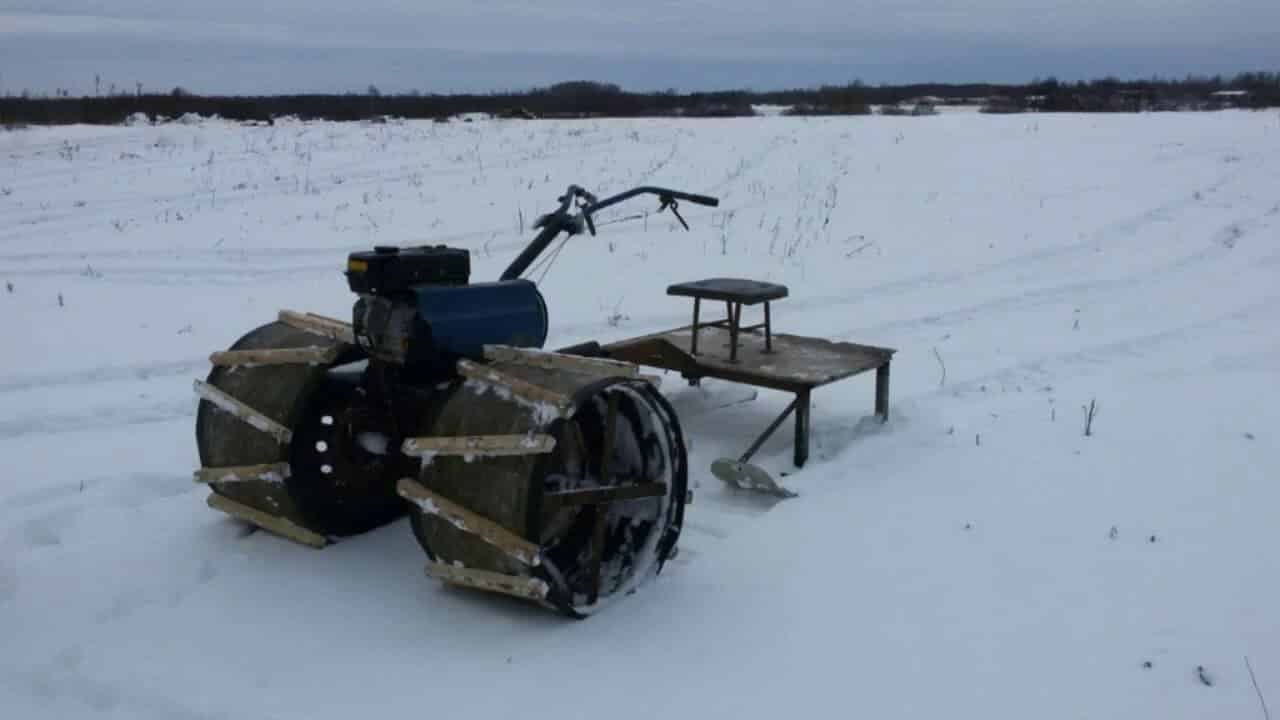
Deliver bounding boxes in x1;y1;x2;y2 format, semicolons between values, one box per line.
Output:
401;362;688;618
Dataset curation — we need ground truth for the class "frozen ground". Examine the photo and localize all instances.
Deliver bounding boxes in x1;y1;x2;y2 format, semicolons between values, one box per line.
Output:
2;110;1279;719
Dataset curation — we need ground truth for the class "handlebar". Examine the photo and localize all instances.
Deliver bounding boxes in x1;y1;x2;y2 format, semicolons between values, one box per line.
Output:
584;186;719;215
500;184;720;281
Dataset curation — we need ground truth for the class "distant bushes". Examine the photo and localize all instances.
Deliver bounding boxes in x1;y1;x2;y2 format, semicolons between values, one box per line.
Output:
783;103;872;116
1;72;1276;127
0;82;759;126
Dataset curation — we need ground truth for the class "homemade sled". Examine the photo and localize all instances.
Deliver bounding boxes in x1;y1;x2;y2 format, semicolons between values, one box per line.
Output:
604;278;895;498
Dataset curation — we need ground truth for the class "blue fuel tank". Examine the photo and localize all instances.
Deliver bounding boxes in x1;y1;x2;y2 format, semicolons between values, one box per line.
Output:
412;279;548;365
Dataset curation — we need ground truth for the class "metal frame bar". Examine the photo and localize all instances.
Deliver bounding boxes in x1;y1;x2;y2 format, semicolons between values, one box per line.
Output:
731;388;811;469
543;483;668;509
764;301;773;352
588;391;620;605
737;398;799;464
690;297;702;355
727;301;741;363
683;297;775;364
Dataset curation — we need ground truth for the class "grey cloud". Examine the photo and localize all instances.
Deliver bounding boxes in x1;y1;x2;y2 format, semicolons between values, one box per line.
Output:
0;1;1276;95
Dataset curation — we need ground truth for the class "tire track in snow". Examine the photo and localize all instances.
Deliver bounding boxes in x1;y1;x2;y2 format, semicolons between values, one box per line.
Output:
556;166;1259;344
926;292;1280;398
0;398;196;440
835;212;1270;340
1;472;191;518
782;165;1249;320
0;358;206;394
1;663;225;720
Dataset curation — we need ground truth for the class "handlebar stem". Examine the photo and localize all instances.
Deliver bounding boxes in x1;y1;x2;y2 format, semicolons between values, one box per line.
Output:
498;184;718;282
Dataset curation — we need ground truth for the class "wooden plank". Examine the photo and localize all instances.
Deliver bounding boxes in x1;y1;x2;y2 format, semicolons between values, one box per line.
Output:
543;483;668;510
194;462;290;485
483;344;640;378
277;310;355;344
397;478;542;566
210;346;340;367
206;493;327;548
424;562;549;601
400;434;556;458
605;327;895;393
456;359;571;412
193;379;293;444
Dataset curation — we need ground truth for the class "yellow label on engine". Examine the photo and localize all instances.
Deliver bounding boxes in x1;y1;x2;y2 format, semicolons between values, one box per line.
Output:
347;259;369;272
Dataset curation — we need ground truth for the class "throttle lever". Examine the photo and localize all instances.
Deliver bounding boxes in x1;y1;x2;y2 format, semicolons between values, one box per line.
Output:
576;194;598;236
659;195;690;231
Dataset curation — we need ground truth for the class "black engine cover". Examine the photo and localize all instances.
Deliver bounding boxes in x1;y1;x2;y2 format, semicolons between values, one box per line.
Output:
346;245;470;296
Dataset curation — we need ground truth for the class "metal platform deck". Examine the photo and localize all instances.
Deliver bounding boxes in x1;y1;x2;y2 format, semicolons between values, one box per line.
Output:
604;325;895;468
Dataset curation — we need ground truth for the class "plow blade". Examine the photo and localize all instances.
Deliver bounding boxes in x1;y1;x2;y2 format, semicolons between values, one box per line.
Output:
710;458;798;498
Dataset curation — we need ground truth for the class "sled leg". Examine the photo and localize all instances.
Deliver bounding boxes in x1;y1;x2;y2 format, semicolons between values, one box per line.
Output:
875;361;890;422
794;389;811;468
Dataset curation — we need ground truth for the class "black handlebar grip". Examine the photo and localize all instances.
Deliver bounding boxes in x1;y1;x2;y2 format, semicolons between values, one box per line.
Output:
682;193;719;207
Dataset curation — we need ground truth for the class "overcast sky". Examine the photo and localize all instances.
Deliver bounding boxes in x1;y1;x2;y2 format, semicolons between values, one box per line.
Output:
2;1;1278;95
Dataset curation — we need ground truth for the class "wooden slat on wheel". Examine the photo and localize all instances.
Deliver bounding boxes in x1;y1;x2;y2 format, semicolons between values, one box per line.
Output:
193;462;291;485
456;359;571;413
277;310;355;345
482;345;666;388
483;344;640;377
193;379;293;444
209;347;341;367
400;434;556;457
206;493;327;548
425;562;549;601
397;479;542;566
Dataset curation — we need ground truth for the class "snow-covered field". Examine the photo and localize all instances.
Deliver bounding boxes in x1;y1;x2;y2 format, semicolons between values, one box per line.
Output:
2;110;1279;719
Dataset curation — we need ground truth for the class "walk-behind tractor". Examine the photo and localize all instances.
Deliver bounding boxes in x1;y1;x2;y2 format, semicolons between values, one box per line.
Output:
194;184;895;617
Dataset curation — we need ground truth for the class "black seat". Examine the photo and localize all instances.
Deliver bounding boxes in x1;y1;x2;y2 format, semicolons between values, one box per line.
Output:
666;278;789;304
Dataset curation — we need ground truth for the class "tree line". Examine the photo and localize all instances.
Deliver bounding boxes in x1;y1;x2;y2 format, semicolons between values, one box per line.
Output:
2;72;1277;126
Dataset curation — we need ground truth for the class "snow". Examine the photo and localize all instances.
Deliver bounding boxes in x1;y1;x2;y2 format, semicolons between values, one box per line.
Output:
3;110;1280;718
354;431;390;456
